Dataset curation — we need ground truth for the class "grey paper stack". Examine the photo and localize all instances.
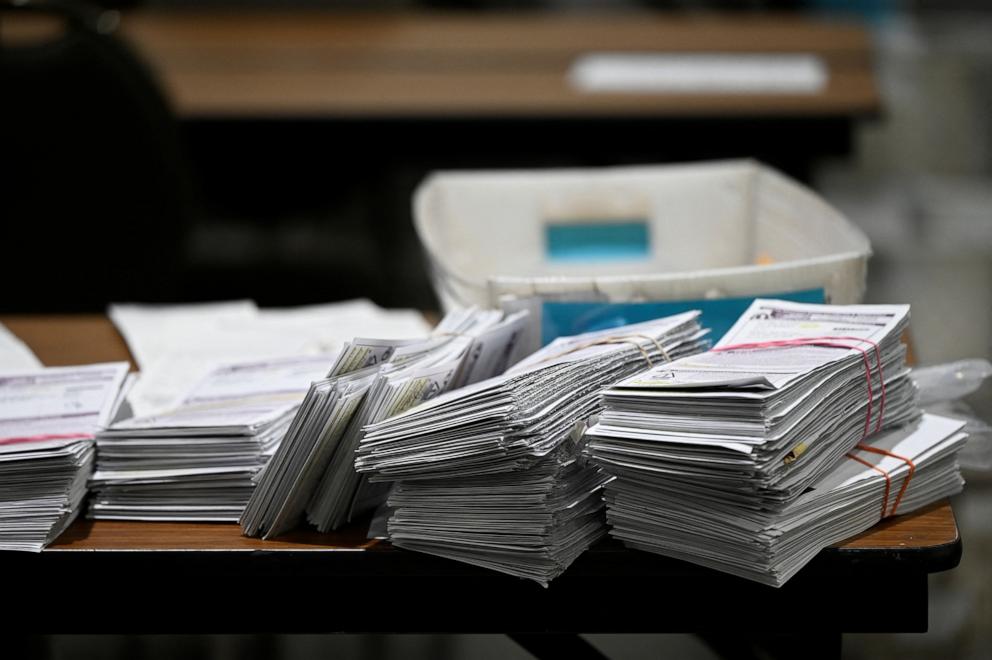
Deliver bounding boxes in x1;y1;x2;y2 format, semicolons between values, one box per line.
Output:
387;440;610;585
240;308;530;538
601;413;967;586
357;312;709;585
585;300;941;586
587;300;917;512
90;355;332;521
0;363;129;551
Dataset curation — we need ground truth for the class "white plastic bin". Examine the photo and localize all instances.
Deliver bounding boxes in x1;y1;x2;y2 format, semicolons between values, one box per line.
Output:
413;160;872;343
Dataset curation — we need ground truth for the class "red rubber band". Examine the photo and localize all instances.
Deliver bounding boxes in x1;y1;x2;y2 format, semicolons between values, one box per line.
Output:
712;336;885;439
0;432;95;447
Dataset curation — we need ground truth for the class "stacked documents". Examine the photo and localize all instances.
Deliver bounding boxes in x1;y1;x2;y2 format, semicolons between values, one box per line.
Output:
90;355;333;521
0;363;129;551
357;313;708;481
385;436;611;586
601;413;967;586
585;300;936;585
587;300;917;512
357;313;709;584
241;308;530;538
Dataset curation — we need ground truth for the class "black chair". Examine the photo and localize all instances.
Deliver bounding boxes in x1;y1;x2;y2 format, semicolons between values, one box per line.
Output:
1;0;194;312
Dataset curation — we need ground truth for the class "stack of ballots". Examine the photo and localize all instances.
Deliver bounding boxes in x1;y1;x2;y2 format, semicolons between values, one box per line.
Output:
90;355;332;521
585;299;949;586
241;308;530;538
598;414;967;586
1;363;129;551
356;312;710;585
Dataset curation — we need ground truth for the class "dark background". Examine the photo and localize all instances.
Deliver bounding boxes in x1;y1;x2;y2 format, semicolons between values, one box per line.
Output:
3;0;875;314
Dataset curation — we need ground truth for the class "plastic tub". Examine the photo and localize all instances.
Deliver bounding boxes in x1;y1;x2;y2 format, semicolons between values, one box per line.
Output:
414;160;871;343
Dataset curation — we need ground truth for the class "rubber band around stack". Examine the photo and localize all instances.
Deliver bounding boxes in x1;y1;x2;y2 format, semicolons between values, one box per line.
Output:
523;333;673;370
711;335;914;518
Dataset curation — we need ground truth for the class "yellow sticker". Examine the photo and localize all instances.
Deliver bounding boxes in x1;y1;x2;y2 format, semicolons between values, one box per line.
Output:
783;442;809;465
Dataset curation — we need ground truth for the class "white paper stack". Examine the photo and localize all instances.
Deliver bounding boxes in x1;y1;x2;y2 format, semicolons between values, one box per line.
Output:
240;308;531;538
600;413;967;586
356;312;709;585
583;300;949;586
587;300;918;513
0;363;129;551
90;355;333;521
385;436;612;586
357;313;708;482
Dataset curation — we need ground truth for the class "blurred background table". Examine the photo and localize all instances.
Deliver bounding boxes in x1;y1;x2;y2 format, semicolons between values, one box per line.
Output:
2;10;880;313
115;12;879;119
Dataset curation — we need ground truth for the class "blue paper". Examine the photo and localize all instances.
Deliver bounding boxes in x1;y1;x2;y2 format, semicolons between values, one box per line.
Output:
545;221;650;262
541;289;826;346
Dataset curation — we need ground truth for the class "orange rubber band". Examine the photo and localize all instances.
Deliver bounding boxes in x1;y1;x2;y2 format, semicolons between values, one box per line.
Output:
854;443;917;516
845;451;892;518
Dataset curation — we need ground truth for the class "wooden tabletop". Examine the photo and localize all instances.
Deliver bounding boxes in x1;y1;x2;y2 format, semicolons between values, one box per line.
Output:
0;314;958;559
41;500;955;556
2;11;881;119
49;518;380;552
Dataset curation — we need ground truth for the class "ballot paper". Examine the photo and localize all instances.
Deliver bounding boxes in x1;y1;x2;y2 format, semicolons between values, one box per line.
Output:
110;299;431;417
587;300;917;512
0;363;129;551
601;413;968;586
90;354;334;522
356;312;709;585
0;322;42;372
241;308;531;539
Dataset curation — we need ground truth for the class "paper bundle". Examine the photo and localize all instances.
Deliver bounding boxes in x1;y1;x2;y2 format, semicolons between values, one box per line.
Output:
357;312;709;585
385;434;612;585
601;413;967;586
90;355;333;521
587;300;917;512
585;300;950;585
240;308;530;538
0;363;129;551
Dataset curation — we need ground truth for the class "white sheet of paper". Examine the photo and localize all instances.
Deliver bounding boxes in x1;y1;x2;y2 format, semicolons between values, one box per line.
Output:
111;299;432;417
0;323;42;372
109;300;259;371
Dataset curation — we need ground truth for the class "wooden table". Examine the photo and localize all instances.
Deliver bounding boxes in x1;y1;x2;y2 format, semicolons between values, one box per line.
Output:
0;315;961;654
2;10;879;119
112;11;879;181
109;12;879;119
